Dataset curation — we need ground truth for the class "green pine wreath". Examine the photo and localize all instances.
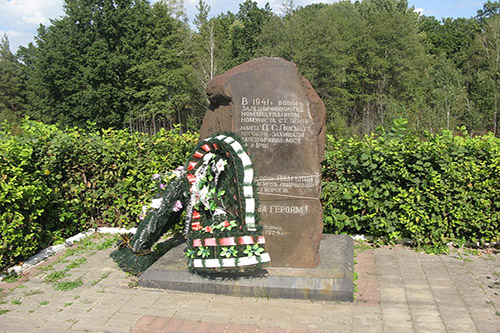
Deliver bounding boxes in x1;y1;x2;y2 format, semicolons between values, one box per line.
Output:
183;133;270;270
110;133;270;273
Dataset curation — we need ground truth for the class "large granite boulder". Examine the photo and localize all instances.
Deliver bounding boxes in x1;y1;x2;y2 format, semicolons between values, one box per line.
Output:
200;57;326;268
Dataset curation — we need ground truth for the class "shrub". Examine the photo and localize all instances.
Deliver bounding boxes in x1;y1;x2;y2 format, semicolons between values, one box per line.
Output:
0;119;197;269
322;118;500;251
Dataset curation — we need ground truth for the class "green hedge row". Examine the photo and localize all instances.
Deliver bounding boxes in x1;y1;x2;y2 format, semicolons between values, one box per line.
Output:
0;119;197;270
322;119;500;252
2;118;500;269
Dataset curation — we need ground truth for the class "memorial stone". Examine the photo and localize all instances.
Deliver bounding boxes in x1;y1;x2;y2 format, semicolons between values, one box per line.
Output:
200;57;326;268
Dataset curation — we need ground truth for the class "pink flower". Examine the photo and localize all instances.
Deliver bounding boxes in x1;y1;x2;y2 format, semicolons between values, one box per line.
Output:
173;200;183;212
152;174;162;180
160;183;166;189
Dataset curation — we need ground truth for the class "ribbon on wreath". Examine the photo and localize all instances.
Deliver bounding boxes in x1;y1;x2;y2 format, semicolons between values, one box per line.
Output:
116;233;152;256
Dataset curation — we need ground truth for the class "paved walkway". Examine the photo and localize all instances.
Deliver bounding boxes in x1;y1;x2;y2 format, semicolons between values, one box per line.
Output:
0;235;499;332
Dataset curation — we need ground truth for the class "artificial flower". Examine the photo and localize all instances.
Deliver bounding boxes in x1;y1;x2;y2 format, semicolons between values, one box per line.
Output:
173;200;183;212
197;246;211;258
243;244;265;257
173;166;185;178
139;205;147;220
185;248;196;259
220;246;238;258
151;198;163;209
213;208;227;216
215;158;227;172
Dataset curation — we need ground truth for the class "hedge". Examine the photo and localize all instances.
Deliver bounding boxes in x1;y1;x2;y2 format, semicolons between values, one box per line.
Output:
322;118;500;252
0;119;197;270
2;118;500;270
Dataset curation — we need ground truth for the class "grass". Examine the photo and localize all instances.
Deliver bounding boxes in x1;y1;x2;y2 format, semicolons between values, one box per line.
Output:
38;264;54;272
39;301;49;306
44;271;68;283
0;309;10;315
43;253;89;282
90;272;111;286
354;240;373;252
54;280;83;292
2;272;20;283
0;234;116;304
65;258;87;270
95;236;118;250
11;299;21;305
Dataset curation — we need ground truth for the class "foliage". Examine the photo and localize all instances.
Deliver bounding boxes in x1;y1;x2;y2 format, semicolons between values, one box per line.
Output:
127;2;197;131
11;0;500;138
322;118;500;251
0;118;197;270
256;0;432;137
53;279;84;291
18;0;197;133
0;35;24;126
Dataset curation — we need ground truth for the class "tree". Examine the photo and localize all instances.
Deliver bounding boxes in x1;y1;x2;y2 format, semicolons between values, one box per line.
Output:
0;35;25;124
228;1;274;67
350;0;431;134
19;0;152;129
194;0;210;30
426;54;468;132
127;2;195;133
281;0;296;16
472;15;500;135
192;1;218;109
477;1;500;22
161;0;188;22
420;16;480;70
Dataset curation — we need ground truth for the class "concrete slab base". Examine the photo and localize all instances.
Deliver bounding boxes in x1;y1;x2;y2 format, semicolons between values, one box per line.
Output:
138;234;354;302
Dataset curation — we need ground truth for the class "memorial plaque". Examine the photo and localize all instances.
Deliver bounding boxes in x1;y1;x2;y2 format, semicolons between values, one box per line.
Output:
200;57;326;268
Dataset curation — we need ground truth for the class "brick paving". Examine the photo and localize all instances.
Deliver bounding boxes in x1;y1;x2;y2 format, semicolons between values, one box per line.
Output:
0;236;499;332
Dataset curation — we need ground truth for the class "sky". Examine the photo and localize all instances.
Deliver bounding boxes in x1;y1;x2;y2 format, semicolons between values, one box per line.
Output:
0;0;487;53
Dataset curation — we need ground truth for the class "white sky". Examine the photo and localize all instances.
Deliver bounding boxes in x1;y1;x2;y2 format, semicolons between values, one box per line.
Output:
0;0;486;53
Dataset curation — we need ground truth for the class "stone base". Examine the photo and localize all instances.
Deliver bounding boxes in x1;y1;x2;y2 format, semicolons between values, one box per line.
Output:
138;234;354;302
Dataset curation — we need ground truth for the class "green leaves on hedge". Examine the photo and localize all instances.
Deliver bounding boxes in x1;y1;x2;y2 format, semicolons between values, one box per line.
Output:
0;119;197;270
322;122;500;252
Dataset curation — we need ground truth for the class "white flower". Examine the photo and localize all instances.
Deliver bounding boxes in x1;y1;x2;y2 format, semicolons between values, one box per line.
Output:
199;186;209;202
213;208;227;216
215;159;226;173
151;198;163;209
173;166;184;178
139;205;148;220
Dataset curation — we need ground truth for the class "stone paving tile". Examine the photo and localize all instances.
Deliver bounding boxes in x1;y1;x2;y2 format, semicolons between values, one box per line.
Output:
1;238;500;332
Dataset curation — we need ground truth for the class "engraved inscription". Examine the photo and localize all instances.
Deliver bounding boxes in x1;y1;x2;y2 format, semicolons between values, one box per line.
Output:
240;96;312;148
259;204;309;216
264;225;286;236
256;174;318;194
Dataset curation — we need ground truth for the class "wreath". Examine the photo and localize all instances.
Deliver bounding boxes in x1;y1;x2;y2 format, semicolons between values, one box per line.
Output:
111;133;270;273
